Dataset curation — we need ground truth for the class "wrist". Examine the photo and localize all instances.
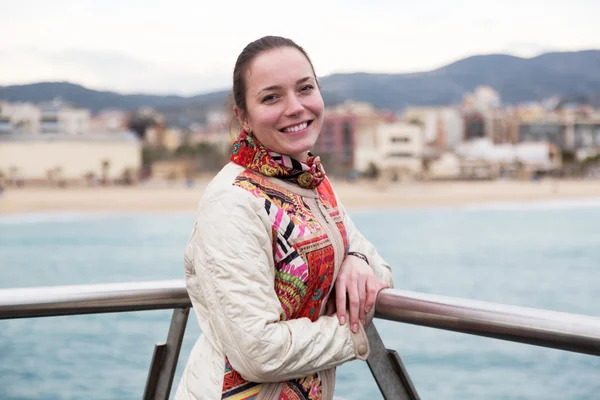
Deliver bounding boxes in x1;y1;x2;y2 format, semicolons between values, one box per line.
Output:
347;251;369;265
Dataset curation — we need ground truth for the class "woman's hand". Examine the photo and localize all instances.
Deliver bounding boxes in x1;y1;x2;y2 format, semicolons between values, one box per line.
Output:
325;253;390;333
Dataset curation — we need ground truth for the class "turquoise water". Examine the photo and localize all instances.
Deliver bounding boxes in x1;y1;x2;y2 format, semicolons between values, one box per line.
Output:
1;200;599;399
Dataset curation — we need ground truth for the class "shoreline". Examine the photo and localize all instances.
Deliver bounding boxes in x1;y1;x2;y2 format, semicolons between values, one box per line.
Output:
2;197;600;223
1;179;600;216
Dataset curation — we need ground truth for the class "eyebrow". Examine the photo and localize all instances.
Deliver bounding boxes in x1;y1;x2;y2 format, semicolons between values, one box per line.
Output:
257;76;313;95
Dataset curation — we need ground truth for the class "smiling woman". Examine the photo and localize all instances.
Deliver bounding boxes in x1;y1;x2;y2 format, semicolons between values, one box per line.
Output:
232;40;323;162
175;36;394;400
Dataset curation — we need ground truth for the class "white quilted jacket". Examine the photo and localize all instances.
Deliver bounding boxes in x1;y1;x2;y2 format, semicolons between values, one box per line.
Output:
174;163;394;400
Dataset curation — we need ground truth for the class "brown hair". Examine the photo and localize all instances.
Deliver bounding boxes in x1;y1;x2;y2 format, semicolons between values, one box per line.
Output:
231;36;319;119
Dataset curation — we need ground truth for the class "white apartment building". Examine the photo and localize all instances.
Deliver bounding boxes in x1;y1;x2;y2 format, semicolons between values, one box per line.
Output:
438;107;464;149
0;100;90;135
0;132;142;184
0;102;42;133
89;109;128;133
40;103;90;135
402;107;438;143
355;121;425;180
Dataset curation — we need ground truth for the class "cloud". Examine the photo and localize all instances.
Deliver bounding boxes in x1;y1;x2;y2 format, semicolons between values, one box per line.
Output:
1;1;599;94
0;47;231;95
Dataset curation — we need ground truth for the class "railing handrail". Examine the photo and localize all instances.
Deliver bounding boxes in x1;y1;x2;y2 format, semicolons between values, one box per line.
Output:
1;280;599;356
0;280;190;318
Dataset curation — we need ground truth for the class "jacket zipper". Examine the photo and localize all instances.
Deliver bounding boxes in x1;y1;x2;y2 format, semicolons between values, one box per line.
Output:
313;196;343;263
313;199;341;400
309;193;345;299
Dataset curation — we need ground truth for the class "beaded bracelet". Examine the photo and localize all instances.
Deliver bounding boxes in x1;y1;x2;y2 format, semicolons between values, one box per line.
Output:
347;251;369;265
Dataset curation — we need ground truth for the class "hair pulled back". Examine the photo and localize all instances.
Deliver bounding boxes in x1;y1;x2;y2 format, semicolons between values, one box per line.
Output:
229;36;319;120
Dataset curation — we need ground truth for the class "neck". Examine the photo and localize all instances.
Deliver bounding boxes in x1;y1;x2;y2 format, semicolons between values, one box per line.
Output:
291;151;309;163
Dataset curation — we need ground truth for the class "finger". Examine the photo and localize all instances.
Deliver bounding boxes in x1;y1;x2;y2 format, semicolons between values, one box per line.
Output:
335;279;347;325
326;295;335;316
364;278;378;316
358;274;367;324
347;276;360;333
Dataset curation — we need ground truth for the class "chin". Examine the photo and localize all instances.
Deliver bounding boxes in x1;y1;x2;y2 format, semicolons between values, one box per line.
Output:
287;137;318;157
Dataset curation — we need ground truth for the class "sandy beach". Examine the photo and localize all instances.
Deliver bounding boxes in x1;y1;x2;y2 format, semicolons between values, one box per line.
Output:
1;178;600;215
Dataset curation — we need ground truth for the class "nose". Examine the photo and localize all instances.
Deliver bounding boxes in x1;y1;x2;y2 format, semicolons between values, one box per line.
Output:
285;94;304;117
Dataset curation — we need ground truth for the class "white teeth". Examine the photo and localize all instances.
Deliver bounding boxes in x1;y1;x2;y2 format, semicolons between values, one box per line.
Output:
283;122;308;133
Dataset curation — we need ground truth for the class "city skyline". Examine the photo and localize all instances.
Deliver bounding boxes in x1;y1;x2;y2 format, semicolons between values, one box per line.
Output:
1;0;599;95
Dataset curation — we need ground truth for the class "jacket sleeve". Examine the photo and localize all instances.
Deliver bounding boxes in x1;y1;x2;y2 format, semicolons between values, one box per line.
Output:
189;188;370;383
342;206;394;288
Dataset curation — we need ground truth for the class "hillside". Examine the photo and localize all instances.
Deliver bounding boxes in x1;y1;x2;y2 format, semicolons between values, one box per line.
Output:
1;50;599;116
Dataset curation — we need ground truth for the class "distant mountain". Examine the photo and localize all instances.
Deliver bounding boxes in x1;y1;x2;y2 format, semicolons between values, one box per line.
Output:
0;81;188;110
1;50;600;117
320;50;600;109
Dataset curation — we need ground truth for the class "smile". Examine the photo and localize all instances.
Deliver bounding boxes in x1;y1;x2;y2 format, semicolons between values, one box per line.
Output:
280;120;313;133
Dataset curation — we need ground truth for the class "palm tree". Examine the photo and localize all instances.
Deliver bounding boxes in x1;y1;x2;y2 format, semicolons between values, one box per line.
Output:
121;168;134;185
9;166;19;187
84;171;96;186
54;166;65;188
101;160;110;185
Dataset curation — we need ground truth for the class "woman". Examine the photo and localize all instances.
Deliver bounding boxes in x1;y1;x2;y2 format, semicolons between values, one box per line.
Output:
175;36;394;400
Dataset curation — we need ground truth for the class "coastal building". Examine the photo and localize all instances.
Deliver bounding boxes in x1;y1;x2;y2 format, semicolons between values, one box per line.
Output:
316;103;367;175
40;102;90;135
0;132;142;186
427;152;462;180
144;124;183;151
515;113;600;155
151;159;193;182
518;121;568;150
188;125;232;153
317;102;404;177
463;111;486;141
485;108;516;145
355;121;425;181
0;116;12;134
0;102;41;134
402;107;438;144
0;100;90;135
573;119;600;149
437;107;464;149
456;138;562;178
89;109;129;133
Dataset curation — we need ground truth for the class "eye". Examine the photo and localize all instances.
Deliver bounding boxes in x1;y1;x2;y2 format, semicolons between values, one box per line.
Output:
261;94;278;103
300;84;314;92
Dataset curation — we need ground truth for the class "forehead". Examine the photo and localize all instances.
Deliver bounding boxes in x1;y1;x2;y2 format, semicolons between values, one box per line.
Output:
246;47;314;91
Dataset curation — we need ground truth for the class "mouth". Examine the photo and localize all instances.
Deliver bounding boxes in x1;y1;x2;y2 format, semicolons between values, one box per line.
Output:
279;120;313;134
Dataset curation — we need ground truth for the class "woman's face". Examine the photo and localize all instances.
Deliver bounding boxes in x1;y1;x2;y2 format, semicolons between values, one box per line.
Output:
236;47;324;162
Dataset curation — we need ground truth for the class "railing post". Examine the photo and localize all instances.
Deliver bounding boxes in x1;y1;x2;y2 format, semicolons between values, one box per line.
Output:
365;323;420;400
143;307;190;400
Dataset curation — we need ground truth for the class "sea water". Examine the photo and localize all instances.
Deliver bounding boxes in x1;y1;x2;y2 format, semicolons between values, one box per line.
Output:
1;199;599;399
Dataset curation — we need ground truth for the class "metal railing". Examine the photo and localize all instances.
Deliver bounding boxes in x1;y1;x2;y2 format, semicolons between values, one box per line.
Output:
1;280;599;399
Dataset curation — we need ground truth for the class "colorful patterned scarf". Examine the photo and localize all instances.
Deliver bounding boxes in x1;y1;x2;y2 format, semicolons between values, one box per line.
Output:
230;130;325;189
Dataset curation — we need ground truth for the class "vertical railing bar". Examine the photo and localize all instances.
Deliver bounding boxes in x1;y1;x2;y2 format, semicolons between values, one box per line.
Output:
143;307;190;400
365;323;420;400
387;349;420;399
143;343;167;400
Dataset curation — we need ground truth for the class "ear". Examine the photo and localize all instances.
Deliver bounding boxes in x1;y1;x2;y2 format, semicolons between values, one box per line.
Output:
234;106;251;132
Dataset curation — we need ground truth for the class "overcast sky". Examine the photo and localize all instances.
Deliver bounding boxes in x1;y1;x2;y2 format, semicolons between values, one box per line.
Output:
1;0;598;95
